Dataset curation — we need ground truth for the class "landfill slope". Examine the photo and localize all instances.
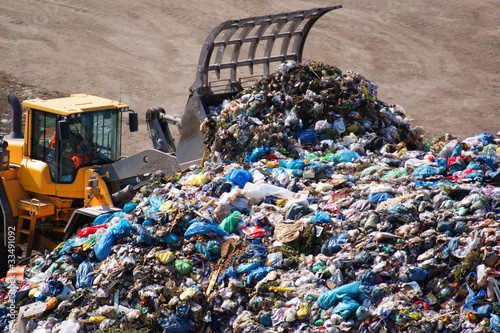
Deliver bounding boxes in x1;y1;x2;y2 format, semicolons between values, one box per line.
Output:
2;61;500;332
0;0;499;156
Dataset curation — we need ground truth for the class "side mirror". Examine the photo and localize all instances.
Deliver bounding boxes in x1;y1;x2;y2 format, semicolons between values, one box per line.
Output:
58;120;70;141
129;112;138;132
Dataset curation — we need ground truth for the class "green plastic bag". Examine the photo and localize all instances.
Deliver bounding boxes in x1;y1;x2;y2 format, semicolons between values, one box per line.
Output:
382;169;408;180
174;259;193;275
195;240;221;261
219;211;242;233
360;165;390;177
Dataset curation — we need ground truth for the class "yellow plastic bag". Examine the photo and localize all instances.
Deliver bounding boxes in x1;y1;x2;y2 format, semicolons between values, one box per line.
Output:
296;302;311;320
159;201;173;211
89;316;106;323
46;297;58;310
190;174;208;186
28;288;38;298
155;250;175;264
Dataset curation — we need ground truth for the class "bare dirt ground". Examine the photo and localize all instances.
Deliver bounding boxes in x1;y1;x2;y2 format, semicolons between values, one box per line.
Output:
0;0;498;156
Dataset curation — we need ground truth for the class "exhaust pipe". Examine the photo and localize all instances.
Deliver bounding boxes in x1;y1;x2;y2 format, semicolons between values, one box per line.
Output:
5;92;24;139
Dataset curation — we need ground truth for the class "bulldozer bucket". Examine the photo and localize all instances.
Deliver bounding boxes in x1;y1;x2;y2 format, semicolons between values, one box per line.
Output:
176;6;342;166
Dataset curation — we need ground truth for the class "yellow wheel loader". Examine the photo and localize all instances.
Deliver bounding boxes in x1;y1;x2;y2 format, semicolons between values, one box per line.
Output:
0;6;342;261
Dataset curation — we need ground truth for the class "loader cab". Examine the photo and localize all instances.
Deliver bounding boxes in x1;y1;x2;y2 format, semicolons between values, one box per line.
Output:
30;108;121;183
23;94;132;185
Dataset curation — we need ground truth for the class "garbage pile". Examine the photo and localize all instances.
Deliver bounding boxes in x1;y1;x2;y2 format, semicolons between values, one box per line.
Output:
201;61;424;164
1;63;500;333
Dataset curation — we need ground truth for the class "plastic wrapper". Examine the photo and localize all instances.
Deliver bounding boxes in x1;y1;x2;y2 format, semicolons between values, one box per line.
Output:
242;182;306;201
57;320;81;333
242;225;265;239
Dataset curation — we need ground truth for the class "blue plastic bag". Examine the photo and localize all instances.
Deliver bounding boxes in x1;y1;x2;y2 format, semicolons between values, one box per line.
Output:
451;143;462;157
0;308;9;331
93;213;112;226
130;223;154;246
332;296;360;318
466;171;485;181
329;150;360;163
473;304;492;318
297;129;317;144
246;266;273;285
158;315;194;333
408;266;429;282
284;159;306;170
306;161;331;174
466;161;482;170
218;266;237;284
76;261;94;288
112;219;131;238
367;192;394;204
71;253;87;265
245;147;269;163
156;233;179;244
284;168;303;177
437;221;453;233
442;237;459;260
413;165;446;177
142;218;155;226
322;232;349;256
317;281;361;309
226;168;253;188
245;244;268;260
491;313;500;332
148;196;166;208
184;222;228;240
123;202;138;213
463;286;486;310
236;261;263;274
477;132;494;146
94;231;116;261
195;240;221;261
311;211;331;223
454;221;468;234
48;279;64;296
476;154;498;170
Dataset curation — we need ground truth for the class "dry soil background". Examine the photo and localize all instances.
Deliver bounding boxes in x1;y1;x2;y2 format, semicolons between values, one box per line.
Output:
0;0;498;156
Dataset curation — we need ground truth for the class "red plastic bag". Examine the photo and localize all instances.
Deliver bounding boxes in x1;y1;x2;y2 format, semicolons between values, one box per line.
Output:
78;224;107;238
242;225;265;239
